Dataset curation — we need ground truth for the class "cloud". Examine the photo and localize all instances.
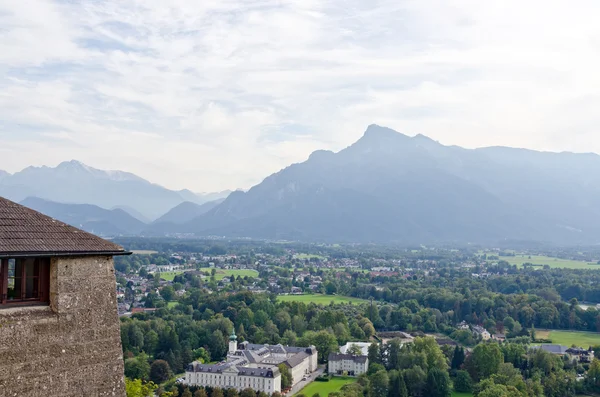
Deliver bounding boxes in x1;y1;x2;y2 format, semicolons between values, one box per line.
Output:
1;0;599;191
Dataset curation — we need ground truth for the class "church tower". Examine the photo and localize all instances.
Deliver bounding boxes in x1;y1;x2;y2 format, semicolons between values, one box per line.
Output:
229;329;238;354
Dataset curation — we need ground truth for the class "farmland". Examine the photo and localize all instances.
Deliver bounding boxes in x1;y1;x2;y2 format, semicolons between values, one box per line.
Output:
278;294;369;305
499;254;599;270
534;330;600;348
294;377;356;397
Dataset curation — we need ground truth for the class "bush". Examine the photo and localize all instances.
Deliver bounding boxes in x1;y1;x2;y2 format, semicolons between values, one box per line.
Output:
315;376;330;382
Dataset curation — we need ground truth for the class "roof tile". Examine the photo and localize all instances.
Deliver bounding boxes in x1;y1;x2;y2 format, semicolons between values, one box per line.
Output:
0;196;126;255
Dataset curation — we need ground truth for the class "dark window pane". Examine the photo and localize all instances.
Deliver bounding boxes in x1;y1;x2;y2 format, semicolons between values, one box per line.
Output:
24;259;39;299
7;259;22;300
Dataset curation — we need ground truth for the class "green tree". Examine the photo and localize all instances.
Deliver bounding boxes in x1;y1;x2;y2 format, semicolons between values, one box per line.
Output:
387;340;401;370
124;353;151;381
278;364;294;389
388;370;407;397
369;370;389;397
182;389;193;397
454;370;472;393
403;367;426;397
161;286;176;302
212;388;224;397
227;389;239;397
466;343;503;381
363;323;376;338
586;358;600;392
347;344;364;356
451;346;465;370
150;360;172;384
193;347;211;363
300;331;338;363
368;343;381;365
125;378;158;397
412;337;448;371
194;390;208;397
145;330;159;356
325;282;338;295
425;368;451;397
240;389;256;397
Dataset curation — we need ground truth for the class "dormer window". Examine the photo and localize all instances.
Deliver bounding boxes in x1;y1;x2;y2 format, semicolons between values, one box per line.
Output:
0;257;50;306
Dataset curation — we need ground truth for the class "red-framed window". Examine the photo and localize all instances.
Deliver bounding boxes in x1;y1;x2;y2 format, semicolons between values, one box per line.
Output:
0;257;50;306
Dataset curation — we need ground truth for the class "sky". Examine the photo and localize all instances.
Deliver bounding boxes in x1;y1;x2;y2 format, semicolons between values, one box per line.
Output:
1;0;599;192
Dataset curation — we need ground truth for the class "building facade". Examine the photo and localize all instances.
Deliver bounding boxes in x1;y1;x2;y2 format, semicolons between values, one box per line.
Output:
186;331;318;393
0;197;129;397
328;353;369;376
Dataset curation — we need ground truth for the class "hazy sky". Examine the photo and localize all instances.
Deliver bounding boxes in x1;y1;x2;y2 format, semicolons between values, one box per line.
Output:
1;0;599;192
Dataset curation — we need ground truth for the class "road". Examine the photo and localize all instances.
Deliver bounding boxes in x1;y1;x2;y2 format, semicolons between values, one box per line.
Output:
286;367;325;396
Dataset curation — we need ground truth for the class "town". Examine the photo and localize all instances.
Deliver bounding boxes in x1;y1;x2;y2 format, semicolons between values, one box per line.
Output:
112;237;600;397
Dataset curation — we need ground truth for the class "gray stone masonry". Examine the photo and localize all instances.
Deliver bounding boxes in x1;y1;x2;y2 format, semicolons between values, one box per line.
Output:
0;256;126;397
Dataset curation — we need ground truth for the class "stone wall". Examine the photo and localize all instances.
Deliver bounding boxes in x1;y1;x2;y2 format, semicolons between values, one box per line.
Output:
0;255;126;397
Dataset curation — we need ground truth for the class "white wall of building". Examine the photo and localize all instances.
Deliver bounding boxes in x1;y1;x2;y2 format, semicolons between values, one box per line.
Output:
328;358;368;376
185;370;282;393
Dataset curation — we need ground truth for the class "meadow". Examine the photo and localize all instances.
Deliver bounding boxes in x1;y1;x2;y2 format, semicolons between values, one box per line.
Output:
277;294;369;305
214;269;259;280
534;330;600;347
160;271;186;281
499;254;599;270
294;377;356;397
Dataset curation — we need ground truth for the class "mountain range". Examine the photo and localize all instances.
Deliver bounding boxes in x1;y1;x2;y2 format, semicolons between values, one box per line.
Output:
153;125;600;244
4;125;600;244
0;160;231;219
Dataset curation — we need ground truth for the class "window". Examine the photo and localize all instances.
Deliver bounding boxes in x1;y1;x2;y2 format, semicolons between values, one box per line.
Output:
0;257;50;306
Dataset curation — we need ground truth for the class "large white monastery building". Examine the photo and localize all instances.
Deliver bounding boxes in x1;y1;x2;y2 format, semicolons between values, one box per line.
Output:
185;331;318;393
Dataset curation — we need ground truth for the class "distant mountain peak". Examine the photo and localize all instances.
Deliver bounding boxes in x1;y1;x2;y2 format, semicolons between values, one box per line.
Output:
57;159;94;172
309;150;335;161
363;124;408;139
412;133;442;147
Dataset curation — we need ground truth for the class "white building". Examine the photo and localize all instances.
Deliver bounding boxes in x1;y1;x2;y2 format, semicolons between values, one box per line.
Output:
185;331;318;393
339;342;372;356
328;353;369;376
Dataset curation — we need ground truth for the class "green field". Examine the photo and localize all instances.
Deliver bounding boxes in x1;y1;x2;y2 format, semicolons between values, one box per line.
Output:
535;330;600;348
167;301;179;308
214;269;259;281
131;250;158;255
294;377;356;397
500;254;599;270
277;294;369;305
160;271;186;281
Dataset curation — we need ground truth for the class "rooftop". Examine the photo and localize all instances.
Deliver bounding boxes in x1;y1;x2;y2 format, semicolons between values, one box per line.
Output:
0;196;129;257
328;353;368;364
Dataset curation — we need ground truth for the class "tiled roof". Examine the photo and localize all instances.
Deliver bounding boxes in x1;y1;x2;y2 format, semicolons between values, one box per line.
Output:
0;196;127;256
328;353;368;364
